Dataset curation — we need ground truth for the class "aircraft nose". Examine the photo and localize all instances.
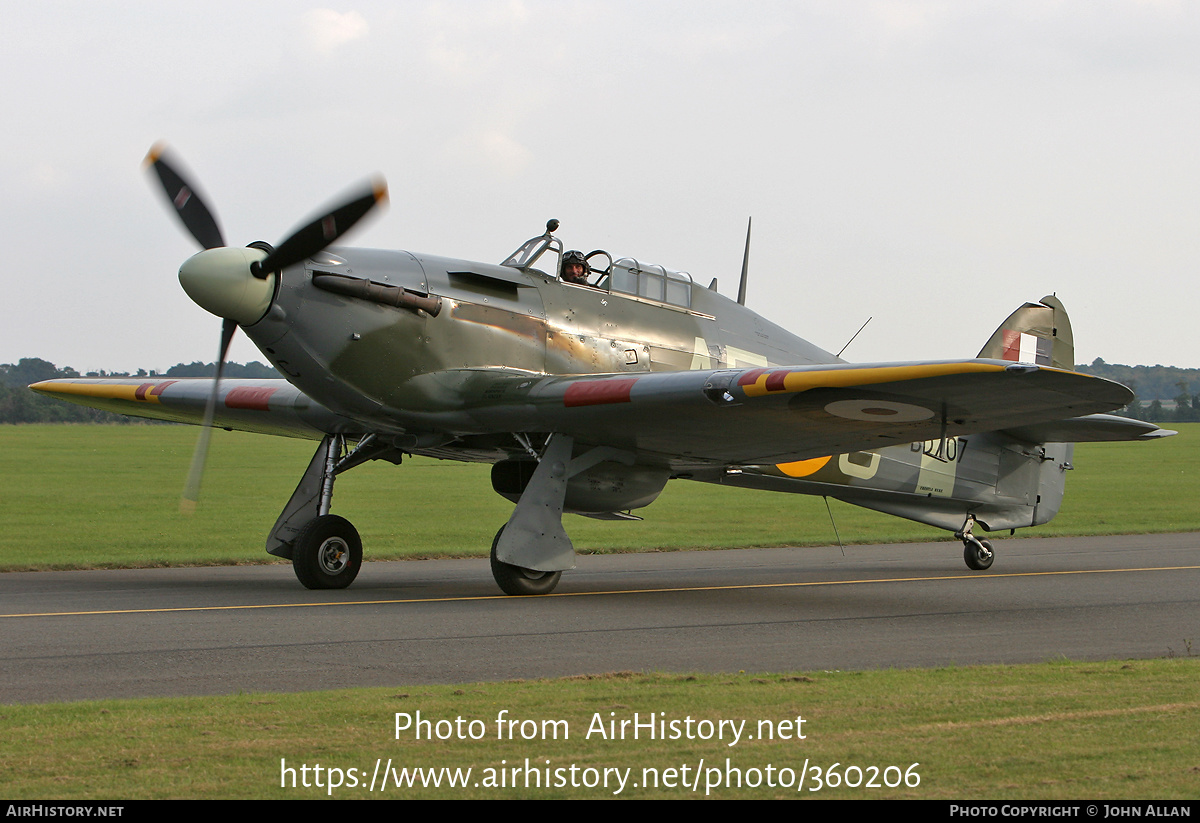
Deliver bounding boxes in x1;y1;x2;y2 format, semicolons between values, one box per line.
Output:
178;246;276;326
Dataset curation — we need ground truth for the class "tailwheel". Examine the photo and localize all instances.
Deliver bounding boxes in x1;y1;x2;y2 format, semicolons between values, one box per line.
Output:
292;514;363;589
963;538;995;571
490;526;562;596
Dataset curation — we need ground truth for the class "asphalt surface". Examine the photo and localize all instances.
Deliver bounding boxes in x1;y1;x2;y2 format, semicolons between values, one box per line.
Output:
1;533;1197;704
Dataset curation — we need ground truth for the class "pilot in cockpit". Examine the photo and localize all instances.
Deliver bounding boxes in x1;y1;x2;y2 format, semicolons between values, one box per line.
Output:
561;249;589;285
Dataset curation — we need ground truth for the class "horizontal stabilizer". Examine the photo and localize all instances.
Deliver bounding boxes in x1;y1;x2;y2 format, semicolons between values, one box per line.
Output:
1000;413;1176;443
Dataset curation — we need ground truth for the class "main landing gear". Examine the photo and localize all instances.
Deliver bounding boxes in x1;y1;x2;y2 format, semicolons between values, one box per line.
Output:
488;433;579;596
266;432;606;595
266;433;384;590
956;514;994;571
489;432;637;595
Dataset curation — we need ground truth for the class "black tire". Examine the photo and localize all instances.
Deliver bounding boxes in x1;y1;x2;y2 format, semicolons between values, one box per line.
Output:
292;514;362;590
489;526;562;596
963;538;995;571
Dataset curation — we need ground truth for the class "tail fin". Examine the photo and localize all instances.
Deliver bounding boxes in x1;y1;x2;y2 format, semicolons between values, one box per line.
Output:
977;294;1074;370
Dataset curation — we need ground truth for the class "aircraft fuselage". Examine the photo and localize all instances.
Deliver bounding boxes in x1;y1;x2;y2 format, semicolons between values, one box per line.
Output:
243;247;840;432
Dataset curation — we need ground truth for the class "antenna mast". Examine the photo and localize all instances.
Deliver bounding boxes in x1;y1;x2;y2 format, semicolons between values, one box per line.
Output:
737;217;751;306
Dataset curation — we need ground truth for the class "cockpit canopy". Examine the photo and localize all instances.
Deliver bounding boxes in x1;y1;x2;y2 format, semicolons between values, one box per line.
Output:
501;221;693;309
607;258;692;308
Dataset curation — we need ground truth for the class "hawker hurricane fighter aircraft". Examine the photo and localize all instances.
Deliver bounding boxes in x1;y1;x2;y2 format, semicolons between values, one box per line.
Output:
32;146;1173;595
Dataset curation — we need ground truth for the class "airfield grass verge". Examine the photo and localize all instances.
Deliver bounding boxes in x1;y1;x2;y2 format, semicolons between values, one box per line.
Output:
0;424;1196;571
1;659;1197;799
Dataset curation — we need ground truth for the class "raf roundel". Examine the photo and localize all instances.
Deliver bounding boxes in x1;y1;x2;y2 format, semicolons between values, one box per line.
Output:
823;399;935;423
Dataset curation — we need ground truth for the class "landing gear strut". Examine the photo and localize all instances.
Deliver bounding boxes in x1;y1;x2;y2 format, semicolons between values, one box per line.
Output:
267;433;390;590
956;514;994;571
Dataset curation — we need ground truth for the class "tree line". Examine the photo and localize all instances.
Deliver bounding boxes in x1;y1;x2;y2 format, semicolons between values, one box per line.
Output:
1074;359;1200;423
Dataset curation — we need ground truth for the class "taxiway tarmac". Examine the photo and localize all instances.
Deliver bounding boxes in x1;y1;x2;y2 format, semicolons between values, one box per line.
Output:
1;533;1197;704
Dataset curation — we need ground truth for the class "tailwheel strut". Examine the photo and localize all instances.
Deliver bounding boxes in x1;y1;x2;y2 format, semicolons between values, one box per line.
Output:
956;514;995;572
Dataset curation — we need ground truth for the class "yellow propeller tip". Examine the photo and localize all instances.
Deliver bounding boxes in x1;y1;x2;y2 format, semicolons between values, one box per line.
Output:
373;177;389;205
145;141;167;168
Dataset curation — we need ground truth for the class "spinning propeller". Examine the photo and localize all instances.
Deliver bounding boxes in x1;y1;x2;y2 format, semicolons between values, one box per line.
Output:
144;143;387;510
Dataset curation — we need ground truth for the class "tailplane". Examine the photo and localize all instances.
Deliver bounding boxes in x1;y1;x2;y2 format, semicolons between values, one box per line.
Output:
977;294;1074;370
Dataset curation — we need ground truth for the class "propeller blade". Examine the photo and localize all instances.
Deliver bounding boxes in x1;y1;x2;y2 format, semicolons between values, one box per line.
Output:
145;143;226;250
253;178;387;276
181;318;238;512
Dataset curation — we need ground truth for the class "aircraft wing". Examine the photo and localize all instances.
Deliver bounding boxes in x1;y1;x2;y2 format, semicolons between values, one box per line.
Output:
32;360;1142;465
28;378;357;440
458;359;1138;465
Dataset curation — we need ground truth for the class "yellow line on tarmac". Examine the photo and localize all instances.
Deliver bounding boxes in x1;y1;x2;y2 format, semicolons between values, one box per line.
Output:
2;565;1196;620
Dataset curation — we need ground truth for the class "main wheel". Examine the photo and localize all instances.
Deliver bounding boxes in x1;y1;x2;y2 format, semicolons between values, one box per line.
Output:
963;538;995;571
292;514;363;589
489;526;562;596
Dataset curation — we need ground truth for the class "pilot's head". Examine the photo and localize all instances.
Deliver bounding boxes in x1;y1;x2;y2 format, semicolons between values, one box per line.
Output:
561;250;588;284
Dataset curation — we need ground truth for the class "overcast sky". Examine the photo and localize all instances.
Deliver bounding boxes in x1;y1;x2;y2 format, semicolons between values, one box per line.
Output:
3;0;1197;373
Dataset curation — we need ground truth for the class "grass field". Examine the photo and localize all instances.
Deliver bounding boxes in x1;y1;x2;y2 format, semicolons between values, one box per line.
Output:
0;423;1195;571
3;660;1198;799
1;423;1196;800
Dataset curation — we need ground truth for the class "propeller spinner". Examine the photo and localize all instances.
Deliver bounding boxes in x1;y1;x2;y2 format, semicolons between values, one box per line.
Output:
145;144;387;509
